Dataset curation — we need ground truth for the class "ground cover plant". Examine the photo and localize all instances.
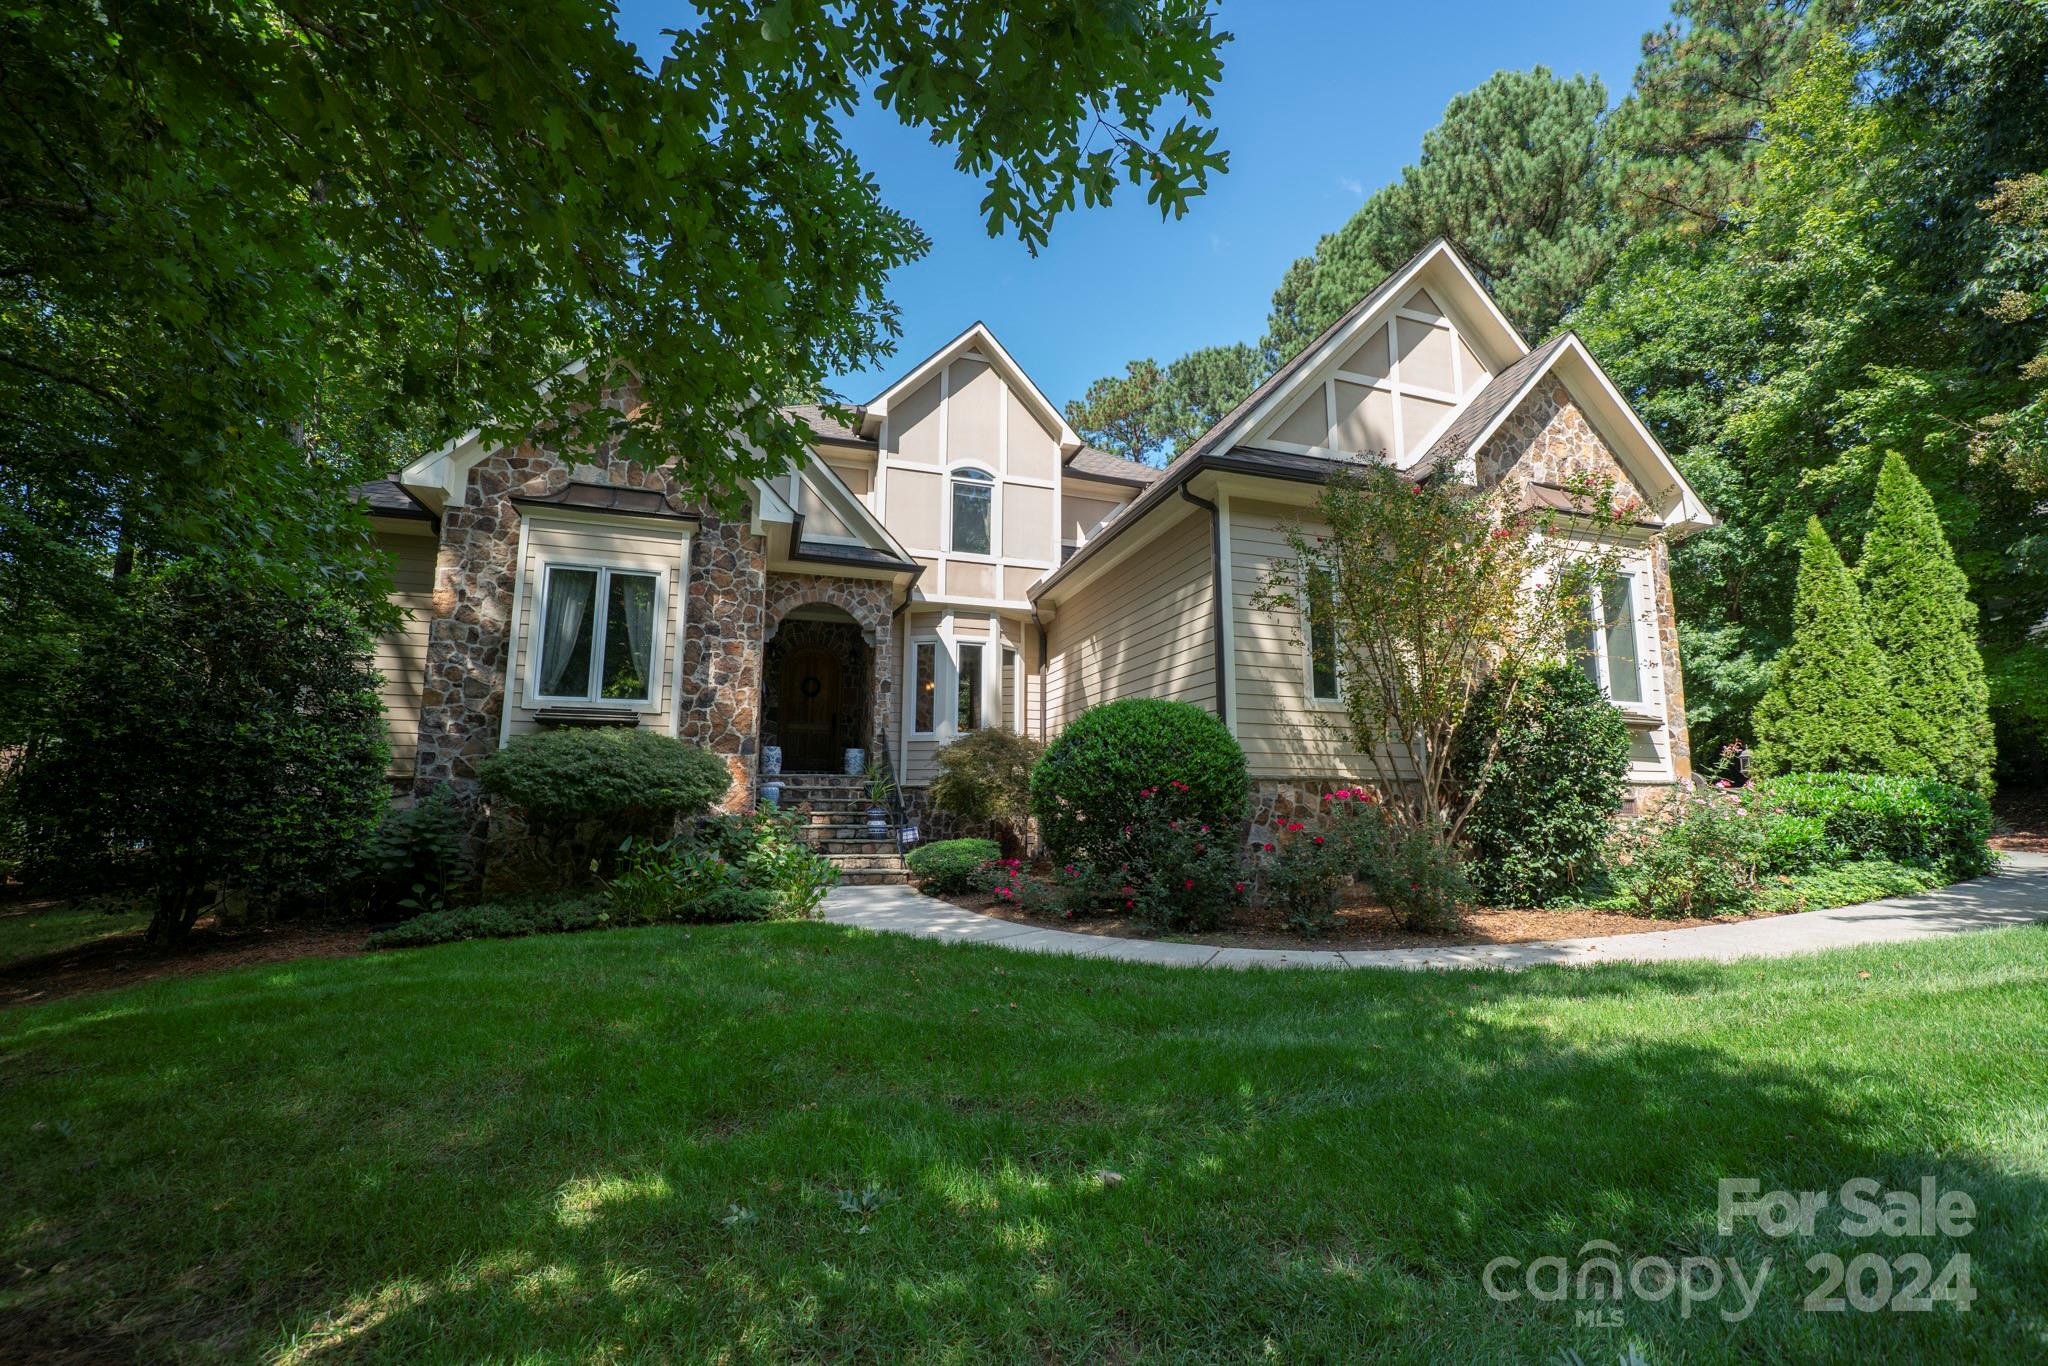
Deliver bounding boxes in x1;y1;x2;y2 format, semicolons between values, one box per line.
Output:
2;923;2044;1359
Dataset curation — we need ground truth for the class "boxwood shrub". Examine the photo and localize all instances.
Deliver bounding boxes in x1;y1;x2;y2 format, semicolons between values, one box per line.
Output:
905;838;1000;895
1752;773;1993;880
1031;699;1248;865
479;728;730;825
478;728;731;882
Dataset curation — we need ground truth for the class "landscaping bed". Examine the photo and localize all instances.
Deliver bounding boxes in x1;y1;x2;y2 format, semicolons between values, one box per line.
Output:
942;883;1768;949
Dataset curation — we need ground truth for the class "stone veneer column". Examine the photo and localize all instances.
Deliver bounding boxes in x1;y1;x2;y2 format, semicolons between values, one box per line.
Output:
679;513;767;810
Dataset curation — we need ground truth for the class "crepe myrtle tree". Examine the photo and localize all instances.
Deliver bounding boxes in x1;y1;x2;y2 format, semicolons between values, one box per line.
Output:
1255;464;1634;847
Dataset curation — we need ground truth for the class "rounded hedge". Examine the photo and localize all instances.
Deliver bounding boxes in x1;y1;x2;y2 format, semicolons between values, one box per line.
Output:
1752;772;1993;879
1030;699;1248;865
478;728;731;825
1452;662;1630;906
905;838;1001;895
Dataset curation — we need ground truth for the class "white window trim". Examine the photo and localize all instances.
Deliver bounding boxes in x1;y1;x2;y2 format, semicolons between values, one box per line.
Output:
526;560;668;712
908;636;941;738
955;638;989;733
1581;569;1647;707
1004;645;1022;732
1301;558;1343;708
945;464;999;560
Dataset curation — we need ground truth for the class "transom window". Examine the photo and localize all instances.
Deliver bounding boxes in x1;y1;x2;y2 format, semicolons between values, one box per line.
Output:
1573;573;1644;704
536;565;659;703
950;468;994;556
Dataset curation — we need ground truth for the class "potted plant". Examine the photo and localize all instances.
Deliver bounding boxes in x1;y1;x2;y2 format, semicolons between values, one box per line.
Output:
863;756;894;838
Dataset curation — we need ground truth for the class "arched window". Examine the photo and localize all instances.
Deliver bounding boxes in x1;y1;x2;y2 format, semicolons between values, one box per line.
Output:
949;467;994;555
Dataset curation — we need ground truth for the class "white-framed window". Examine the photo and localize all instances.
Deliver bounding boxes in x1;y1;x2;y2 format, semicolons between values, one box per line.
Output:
1003;646;1020;731
912;639;938;735
1304;560;1341;703
1573;572;1644;704
950;467;995;556
533;563;663;705
957;641;985;731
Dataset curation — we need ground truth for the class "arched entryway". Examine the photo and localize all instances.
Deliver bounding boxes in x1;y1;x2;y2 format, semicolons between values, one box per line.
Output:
762;605;872;773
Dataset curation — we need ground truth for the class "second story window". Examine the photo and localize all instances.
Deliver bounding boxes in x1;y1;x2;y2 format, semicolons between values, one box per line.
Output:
950;467;994;556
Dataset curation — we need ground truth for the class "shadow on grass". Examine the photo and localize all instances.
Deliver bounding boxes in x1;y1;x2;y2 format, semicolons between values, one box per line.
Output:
2;924;2044;1361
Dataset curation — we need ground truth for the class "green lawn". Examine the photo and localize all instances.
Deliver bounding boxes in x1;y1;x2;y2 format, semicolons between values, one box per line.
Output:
3;924;2045;1362
0;898;153;969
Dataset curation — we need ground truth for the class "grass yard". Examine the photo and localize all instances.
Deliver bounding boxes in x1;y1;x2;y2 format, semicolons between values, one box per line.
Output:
2;923;2045;1362
0;899;154;970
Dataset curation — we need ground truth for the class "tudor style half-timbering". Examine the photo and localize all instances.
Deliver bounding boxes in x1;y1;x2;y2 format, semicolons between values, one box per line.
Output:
360;238;1712;858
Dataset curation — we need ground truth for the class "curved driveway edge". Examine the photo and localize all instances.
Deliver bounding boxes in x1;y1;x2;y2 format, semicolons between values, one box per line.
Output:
820;851;2048;971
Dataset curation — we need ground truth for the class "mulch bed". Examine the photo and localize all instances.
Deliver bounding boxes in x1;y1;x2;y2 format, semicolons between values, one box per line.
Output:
0;915;371;1010
945;887;1762;952
1991;791;2048;854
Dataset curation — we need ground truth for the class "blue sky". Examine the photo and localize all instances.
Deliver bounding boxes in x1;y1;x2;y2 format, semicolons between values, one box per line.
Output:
612;1;1665;407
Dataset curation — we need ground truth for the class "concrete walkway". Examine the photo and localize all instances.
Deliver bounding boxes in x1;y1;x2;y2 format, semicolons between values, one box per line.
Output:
821;851;2048;971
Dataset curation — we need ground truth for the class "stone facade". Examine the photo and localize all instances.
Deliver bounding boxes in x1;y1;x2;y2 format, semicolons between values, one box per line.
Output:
1475;383;1693;785
761;572;897;773
680;513;767;807
412;405;772;835
1475;382;1635;495
1247;776;1377;846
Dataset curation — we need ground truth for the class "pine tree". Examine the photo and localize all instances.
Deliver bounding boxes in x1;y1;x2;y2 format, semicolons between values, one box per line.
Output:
1858;453;1996;792
1753;518;1897;775
1263;67;1614;352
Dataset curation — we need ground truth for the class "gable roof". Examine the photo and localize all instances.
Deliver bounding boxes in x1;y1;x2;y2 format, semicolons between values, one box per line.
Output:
1415;331;1713;529
860;321;1082;453
1175;238;1527;470
1413;333;1574;475
784;402;873;448
1064;445;1161;487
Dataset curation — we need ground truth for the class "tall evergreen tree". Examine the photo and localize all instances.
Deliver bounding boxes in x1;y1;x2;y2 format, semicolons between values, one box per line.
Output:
1859;453;1996;791
1264;67;1614;352
1753;518;1897;775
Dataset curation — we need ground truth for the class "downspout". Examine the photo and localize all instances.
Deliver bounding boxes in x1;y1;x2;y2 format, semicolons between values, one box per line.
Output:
1034;613;1049;741
1179;484;1228;725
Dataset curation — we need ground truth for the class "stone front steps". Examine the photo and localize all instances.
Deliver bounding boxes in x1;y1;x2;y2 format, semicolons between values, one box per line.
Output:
767;772;909;885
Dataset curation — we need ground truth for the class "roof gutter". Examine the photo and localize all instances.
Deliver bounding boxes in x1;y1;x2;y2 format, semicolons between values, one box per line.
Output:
1179;484;1228;726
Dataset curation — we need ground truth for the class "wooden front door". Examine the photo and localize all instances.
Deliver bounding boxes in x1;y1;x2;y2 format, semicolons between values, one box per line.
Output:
779;645;840;771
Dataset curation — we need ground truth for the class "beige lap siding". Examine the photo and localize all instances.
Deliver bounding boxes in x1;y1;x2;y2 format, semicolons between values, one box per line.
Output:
1229;499;1413;783
372;522;439;784
504;515;689;738
1043;508;1215;732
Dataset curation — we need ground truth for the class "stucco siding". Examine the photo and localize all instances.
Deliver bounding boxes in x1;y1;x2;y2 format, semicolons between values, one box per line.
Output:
1044;508;1215;732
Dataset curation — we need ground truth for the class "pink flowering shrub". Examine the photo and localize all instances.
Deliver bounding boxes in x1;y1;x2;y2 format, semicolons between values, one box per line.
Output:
1251;815;1349;934
1052;787;1244;930
1325;788;1467;932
